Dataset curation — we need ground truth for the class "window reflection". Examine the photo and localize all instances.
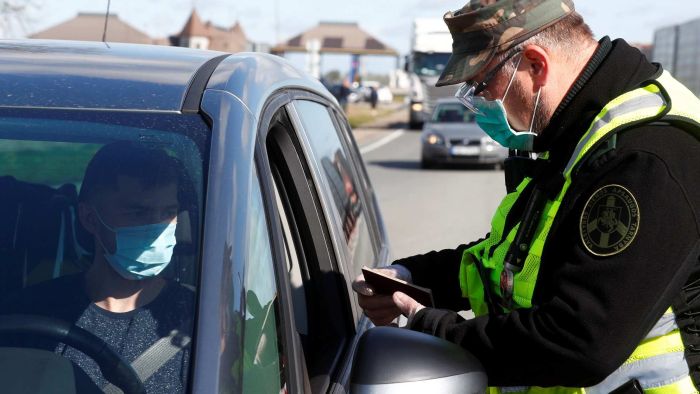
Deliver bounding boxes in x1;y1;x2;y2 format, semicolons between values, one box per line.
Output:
240;167;286;393
0;116;206;393
293;99;377;279
321;150;360;241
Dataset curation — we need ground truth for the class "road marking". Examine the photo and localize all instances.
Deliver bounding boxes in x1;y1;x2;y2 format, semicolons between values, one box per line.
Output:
359;129;405;155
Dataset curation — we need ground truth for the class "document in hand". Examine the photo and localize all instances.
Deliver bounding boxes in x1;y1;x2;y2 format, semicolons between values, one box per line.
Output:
362;266;434;307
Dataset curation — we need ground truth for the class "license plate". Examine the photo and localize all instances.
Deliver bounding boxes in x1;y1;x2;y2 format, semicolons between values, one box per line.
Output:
450;146;479;156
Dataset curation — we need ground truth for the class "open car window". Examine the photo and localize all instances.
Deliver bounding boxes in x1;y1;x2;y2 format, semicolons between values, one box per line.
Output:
292;99;377;282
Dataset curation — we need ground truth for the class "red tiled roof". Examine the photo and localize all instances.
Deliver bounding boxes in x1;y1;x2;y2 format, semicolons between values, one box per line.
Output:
175;10;249;52
179;9;208;37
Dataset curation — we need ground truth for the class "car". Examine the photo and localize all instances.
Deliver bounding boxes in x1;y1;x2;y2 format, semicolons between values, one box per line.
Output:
420;97;508;169
0;40;486;394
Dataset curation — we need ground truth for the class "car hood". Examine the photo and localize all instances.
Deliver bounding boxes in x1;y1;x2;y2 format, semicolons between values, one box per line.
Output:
422;122;487;140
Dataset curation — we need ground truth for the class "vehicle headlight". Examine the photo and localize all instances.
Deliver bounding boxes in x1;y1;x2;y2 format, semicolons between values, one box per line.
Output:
411;103;424;112
482;135;501;151
424;132;444;145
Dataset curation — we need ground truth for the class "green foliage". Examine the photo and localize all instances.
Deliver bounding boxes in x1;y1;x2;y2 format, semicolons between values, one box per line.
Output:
0;141;100;186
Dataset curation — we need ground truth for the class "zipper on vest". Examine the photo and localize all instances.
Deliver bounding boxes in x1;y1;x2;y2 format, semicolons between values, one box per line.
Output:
500;187;548;308
485;158;548;262
486;180;536;261
499;172;566;309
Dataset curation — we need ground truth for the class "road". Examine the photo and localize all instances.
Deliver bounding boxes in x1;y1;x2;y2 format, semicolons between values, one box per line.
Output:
354;109;508;261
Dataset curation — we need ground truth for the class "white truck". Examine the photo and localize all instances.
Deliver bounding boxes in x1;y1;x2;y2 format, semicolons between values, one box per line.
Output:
406;18;459;129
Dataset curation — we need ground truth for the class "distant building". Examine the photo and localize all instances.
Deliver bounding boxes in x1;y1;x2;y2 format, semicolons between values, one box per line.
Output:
653;17;700;97
272;21;397;56
30;13;162;45
171;10;249;52
272;22;398;80
629;42;653;60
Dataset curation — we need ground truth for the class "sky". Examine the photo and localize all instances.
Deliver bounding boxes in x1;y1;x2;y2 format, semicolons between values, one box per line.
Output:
13;0;700;76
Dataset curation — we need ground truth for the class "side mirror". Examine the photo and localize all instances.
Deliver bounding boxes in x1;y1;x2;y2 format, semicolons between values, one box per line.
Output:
350;326;487;393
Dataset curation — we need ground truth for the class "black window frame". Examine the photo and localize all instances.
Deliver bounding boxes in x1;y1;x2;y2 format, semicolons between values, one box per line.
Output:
255;90;356;393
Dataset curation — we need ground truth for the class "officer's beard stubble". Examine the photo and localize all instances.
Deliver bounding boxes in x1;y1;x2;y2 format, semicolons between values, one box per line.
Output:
510;79;553;135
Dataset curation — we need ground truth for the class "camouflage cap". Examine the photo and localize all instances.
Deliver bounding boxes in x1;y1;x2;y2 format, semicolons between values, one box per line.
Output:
436;0;574;87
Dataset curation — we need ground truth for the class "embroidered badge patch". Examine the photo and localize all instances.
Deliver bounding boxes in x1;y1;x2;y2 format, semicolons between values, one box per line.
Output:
580;184;640;257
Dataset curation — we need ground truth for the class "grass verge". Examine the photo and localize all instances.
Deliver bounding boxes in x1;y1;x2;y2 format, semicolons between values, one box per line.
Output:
346;103;395;128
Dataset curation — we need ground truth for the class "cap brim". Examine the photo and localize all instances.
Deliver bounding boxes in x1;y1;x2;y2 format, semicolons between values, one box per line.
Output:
435;47;496;87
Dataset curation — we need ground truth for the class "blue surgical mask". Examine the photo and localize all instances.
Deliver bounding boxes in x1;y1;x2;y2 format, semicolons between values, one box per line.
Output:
94;210;177;280
472;56;541;151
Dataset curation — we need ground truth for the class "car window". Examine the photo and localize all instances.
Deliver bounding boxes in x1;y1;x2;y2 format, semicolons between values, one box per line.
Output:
432;102;475;123
413;52;451;77
292;99;377;281
236;165;287;393
265;106;353;393
0;111;207;393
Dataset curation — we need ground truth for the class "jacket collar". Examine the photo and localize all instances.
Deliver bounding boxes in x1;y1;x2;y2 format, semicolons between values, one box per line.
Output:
534;37;660;160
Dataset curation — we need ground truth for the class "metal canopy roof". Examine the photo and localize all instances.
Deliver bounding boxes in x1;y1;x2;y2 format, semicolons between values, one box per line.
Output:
272;22;398;56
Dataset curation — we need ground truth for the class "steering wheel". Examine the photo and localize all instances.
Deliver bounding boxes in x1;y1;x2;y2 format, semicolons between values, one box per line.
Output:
0;314;146;394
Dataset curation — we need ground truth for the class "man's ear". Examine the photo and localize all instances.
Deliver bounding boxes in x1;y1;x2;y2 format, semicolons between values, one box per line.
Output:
78;202;99;235
522;44;549;92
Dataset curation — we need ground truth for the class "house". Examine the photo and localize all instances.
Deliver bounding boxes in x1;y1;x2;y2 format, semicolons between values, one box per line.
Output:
171;10;249;53
30;13;163;45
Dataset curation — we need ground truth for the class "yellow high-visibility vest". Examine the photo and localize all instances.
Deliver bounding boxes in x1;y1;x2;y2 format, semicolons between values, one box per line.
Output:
460;71;700;393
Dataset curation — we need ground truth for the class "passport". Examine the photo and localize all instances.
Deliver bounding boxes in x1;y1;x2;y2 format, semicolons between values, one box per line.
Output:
362;266;434;307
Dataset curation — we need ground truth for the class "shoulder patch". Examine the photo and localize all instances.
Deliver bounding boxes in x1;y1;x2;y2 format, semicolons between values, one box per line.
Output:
579;184;640;257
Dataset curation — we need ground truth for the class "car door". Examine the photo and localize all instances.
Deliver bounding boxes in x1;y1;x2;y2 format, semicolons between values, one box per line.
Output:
254;90;389;393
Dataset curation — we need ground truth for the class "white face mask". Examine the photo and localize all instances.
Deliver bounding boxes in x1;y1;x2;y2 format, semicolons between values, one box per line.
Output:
94;209;177;280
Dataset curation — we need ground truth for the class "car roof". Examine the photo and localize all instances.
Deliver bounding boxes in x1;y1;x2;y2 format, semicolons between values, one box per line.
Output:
205;52;337;119
0;39;226;111
0;39;338;116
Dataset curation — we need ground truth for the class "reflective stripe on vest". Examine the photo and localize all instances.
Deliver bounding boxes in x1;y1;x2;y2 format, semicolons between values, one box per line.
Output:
459;71;700;393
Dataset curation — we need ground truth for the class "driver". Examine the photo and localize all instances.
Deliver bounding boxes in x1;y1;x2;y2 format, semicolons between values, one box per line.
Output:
1;141;195;393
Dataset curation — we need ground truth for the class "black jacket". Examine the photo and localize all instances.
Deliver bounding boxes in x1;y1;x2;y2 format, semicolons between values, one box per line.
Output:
395;37;700;387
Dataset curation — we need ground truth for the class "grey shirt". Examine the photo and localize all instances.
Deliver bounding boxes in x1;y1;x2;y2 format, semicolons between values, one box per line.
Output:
1;274;194;393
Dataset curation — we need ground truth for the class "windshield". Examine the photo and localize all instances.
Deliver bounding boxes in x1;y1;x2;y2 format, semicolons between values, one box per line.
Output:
432;102;475;123
0;109;209;393
412;52;452;77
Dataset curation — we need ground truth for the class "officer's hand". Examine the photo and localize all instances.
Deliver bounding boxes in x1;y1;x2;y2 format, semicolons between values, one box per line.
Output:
352;266;411;326
393;292;425;322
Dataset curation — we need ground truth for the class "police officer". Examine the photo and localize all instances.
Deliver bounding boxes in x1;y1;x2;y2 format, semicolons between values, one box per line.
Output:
353;0;700;392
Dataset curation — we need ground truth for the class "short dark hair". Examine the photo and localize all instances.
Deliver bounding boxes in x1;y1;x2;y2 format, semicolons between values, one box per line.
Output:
79;141;181;204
